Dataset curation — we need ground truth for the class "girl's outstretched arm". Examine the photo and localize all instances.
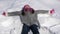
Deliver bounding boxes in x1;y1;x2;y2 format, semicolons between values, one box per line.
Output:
8;11;21;16
35;10;49;14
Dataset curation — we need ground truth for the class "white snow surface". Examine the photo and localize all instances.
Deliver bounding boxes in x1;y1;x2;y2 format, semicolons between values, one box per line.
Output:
0;0;60;34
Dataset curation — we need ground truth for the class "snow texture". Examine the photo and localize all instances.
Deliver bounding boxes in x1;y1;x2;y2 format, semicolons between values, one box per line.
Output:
0;0;60;34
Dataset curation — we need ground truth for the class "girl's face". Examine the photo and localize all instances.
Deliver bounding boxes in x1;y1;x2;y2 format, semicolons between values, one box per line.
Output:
24;10;31;15
24;5;32;14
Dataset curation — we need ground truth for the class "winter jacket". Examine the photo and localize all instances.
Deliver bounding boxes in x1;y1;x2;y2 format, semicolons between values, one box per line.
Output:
8;10;48;27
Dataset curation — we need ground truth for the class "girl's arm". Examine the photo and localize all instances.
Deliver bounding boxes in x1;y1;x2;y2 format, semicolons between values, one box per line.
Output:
35;10;49;14
8;11;21;16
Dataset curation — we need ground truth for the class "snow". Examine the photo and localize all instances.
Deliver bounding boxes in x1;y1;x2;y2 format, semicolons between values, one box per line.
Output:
0;0;60;34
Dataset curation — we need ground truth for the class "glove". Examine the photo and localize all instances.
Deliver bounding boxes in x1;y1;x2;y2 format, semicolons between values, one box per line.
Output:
2;12;6;16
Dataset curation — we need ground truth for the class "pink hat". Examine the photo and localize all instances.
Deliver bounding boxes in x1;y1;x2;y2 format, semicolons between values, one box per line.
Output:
24;4;31;9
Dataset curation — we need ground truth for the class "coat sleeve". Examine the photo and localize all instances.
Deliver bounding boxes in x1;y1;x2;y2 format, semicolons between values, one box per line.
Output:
35;10;49;14
8;11;21;16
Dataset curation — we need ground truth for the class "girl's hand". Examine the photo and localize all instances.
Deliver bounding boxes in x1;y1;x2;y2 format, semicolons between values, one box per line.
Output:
2;11;6;16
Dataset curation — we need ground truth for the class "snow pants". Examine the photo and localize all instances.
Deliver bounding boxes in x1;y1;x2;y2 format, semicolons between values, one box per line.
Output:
21;24;40;34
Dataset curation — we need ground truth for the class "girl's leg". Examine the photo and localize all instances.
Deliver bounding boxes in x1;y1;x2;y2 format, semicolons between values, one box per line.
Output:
30;24;40;34
21;24;30;34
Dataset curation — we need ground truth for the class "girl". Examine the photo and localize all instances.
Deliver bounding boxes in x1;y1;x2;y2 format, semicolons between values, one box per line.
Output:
7;4;48;34
20;5;40;34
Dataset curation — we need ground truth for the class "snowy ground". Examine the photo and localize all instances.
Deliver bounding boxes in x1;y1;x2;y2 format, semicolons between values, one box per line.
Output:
0;0;60;34
0;14;60;34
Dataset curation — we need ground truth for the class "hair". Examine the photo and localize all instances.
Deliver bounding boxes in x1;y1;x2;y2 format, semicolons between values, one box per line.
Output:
21;8;25;16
